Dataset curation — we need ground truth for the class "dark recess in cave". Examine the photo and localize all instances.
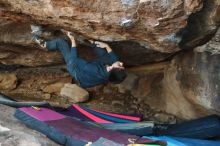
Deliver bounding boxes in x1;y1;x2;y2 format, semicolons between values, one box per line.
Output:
179;0;218;50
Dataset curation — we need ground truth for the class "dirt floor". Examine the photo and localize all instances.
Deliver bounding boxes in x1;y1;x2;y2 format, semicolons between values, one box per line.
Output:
0;65;180;145
84;84;178;124
0;65;178;124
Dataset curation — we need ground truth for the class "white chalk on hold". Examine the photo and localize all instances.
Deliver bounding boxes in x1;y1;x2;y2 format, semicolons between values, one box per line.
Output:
30;25;43;35
120;18;133;27
0;125;10;132
121;0;135;6
139;0;148;3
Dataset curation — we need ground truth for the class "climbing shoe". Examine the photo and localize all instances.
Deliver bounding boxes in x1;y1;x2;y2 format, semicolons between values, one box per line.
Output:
32;35;47;49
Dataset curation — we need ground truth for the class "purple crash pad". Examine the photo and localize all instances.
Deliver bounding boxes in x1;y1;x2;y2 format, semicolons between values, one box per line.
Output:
15;107;166;146
20;107;65;121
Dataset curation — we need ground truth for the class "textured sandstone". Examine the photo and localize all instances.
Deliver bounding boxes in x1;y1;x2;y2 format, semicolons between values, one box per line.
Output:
114;28;220;119
0;0;219;66
0;21;64;66
0;0;205;53
131;74;163;98
147;28;220;119
42;82;66;94
0;21;174;66
60;83;89;103
0;66;72;107
180;0;220;49
0;73;17;90
195;28;220;54
116;72;138;93
0;44;63;66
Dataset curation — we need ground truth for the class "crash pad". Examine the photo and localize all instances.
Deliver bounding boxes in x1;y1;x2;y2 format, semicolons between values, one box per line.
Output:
14;107;165;146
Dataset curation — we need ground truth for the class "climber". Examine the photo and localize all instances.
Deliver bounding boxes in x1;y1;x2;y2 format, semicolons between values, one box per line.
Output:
32;29;127;88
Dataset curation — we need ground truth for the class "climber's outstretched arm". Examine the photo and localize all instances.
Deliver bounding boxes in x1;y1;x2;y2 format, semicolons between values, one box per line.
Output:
91;41;119;64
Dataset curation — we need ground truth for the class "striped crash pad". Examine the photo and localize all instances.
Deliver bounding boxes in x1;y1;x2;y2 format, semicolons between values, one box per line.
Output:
59;104;142;123
58;104;154;136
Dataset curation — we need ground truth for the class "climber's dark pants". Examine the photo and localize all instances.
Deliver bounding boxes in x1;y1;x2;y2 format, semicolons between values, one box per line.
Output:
46;38;78;80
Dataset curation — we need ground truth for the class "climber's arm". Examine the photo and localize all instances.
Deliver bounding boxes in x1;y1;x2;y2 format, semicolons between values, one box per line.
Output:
93;41;119;63
65;31;78;58
93;41;112;53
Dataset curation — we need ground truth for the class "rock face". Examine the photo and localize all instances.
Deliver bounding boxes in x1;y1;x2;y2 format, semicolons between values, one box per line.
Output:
0;0;219;121
0;0;206;53
0;73;17;90
116;72;138;93
180;0;220;49
0;21;172;66
60;83;89;103
168;29;220;118
112;28;220;120
0;21;64;66
0;0;219;65
0;44;64;66
148;28;220;119
161;51;220;119
0;66;72;108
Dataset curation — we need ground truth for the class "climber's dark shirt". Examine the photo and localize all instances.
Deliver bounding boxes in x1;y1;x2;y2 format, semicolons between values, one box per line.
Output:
72;46;119;88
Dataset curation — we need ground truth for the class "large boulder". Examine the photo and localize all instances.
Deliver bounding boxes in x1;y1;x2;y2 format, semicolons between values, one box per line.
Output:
0;21;172;66
0;0;206;53
128;28;220;120
60;83;89;103
161;28;220;119
0;0;219;66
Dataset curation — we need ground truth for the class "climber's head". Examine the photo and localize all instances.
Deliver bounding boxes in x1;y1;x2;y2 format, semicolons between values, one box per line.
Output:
107;61;127;84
